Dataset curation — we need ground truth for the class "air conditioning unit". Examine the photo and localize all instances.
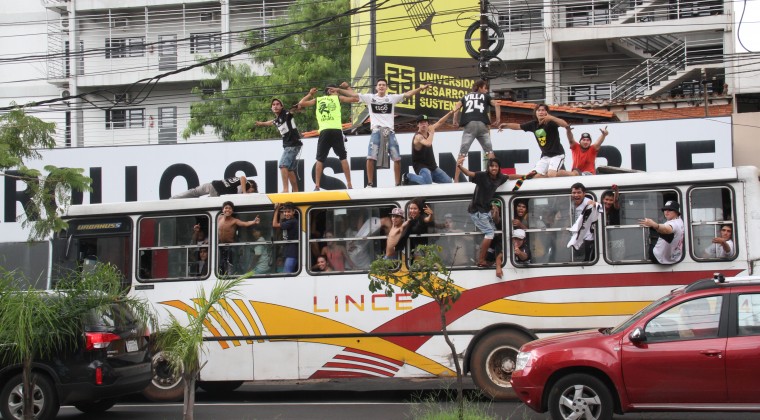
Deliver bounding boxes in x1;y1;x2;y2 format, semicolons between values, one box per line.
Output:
110;17;128;28
582;65;599;77
114;93;132;104
60;89;71;99
60;16;69;29
514;69;531;81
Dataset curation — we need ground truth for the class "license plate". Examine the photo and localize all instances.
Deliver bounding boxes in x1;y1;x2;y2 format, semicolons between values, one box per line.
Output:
126;340;138;353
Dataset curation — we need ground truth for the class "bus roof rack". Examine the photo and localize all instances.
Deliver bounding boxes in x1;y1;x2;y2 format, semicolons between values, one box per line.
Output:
713;272;726;283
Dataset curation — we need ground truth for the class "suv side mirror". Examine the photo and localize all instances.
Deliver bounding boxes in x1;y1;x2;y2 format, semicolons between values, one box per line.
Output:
629;327;646;344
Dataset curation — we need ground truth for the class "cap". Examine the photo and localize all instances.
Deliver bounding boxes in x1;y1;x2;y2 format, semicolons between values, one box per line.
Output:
390;208;405;219
661;200;680;213
491;200;501;207
416;114;429;123
580;132;592;139
512;229;526;239
444;213;453;219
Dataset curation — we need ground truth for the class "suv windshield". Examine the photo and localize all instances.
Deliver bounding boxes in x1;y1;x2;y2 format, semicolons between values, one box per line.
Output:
609;293;676;334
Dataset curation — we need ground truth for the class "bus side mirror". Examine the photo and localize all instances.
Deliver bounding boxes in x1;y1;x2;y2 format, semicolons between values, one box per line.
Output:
629;327;646;344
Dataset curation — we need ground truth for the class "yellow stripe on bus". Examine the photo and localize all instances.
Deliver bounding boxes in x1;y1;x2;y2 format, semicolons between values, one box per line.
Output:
478;299;650;317
161;300;230;349
251;301;454;376
266;191;352;204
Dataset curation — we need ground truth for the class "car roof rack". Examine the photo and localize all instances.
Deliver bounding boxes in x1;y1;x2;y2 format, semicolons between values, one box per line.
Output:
684;273;760;293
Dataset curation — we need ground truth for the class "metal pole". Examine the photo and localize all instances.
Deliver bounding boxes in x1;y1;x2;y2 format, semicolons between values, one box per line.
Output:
479;0;489;79
702;68;708;117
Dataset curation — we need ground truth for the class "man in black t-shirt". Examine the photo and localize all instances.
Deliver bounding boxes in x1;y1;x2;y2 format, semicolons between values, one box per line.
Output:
255;98;303;193
171;175;257;199
452;80;502;182
457;156;508;267
498;103;574;178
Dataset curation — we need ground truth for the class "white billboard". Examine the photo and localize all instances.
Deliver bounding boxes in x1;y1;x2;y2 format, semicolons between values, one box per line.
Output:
0;117;732;242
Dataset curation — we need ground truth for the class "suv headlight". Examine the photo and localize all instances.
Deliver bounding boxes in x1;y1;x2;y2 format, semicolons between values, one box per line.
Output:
515;351;533;372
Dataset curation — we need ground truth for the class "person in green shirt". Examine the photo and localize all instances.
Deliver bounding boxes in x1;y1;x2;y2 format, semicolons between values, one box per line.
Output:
298;83;356;191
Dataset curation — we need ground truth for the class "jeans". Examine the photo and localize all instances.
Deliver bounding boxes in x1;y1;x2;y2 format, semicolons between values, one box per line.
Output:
407;168;453;185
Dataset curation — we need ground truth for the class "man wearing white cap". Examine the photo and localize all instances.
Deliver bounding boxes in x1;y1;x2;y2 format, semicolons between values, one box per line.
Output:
385;207;409;259
639;200;684;264
512;229;531;264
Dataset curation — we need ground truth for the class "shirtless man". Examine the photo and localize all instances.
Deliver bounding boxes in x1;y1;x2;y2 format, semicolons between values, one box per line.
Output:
385;207;410;259
218;201;260;274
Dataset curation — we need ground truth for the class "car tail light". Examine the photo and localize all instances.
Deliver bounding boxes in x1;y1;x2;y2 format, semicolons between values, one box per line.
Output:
95;366;103;385
85;332;121;350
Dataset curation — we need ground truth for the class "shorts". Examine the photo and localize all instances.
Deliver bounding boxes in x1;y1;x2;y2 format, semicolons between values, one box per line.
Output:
470;211;496;239
316;129;348;162
367;129;401;161
279;146;301;171
459;121;493;156
533;155;565;175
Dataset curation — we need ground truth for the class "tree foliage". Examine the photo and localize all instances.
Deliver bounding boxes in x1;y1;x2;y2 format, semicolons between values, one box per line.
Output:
0;106;92;241
183;0;351;141
368;245;466;419
156;276;245;420
0;264;153;420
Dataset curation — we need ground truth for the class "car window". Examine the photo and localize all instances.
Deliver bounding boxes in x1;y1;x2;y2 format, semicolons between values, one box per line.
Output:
737;293;760;336
645;296;722;341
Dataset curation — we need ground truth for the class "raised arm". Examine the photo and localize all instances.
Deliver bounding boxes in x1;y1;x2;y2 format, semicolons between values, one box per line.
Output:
457;155;475;178
298;88;318;108
255;120;274;127
498;122;522;131
235;215;261;228
612;184;621;210
239;175;249;194
566;126;577;147
334;82;360;103
272;203;282;228
592;126;609;150
431;109;456;131
402;83;431;100
451;101;463;128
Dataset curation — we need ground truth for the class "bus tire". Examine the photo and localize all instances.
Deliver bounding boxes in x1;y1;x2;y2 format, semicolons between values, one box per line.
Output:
198;381;244;395
0;373;59;420
470;330;531;400
141;351;185;402
548;373;613;420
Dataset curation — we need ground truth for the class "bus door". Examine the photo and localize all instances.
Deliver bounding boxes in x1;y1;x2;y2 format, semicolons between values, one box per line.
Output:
51;217;133;290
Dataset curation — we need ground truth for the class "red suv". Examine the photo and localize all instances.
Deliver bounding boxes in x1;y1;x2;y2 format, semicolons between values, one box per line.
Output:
511;274;760;420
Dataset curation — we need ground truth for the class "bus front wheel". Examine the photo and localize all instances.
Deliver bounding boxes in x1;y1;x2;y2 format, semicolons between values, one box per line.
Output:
470;330;531;400
141;351;185;402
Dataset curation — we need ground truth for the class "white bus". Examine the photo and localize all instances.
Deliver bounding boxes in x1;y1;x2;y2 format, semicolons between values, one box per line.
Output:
51;166;759;400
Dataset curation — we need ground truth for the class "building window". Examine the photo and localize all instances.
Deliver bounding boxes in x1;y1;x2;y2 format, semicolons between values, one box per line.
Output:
190;33;222;54
105;37;145;58
106;109;145;130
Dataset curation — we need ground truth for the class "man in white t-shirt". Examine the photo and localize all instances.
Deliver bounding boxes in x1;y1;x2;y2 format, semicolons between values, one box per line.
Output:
639;200;684;264
703;224;735;259
337;79;431;187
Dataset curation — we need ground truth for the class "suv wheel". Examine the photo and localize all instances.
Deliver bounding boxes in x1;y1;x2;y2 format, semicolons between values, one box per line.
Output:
74;398;117;413
0;373;59;420
548;373;613;420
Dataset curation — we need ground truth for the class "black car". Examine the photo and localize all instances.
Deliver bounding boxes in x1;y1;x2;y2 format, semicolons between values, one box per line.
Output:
0;301;152;420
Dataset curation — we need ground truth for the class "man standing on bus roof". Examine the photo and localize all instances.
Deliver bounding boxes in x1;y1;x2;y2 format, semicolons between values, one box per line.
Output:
255;98;302;193
566;126;609;175
335;78;431;188
639;200;684;264
452;80;501;182
401;112;455;185
298;83;355;191
498;103;574;179
457;156;508;267
272;202;299;273
171;176;256;199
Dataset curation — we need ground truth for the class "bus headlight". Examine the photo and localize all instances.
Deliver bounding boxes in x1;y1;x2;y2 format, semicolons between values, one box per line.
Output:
515;351;533;372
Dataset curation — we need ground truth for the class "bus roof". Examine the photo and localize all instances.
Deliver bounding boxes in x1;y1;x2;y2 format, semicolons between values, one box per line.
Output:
64;166;756;217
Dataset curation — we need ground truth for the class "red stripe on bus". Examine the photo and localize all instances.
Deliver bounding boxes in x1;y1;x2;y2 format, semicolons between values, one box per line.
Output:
343;347;404;366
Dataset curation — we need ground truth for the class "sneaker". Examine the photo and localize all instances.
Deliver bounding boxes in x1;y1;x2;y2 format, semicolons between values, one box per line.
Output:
400;173;409;185
314;186;320;191
366;182;374;188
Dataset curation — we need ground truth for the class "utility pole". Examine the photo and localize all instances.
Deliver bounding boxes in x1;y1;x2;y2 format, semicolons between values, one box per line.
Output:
702;68;709;117
479;0;490;80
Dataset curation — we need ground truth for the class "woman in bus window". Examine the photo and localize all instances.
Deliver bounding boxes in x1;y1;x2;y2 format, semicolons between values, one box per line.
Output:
312;255;333;272
401;197;435;253
321;231;355;271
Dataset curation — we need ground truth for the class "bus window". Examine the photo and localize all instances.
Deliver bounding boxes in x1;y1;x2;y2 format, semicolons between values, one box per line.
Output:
309;205;394;272
427;200;479;268
217;209;277;277
138;214;209;281
689;187;735;261
514;195;588;265
604;189;679;263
